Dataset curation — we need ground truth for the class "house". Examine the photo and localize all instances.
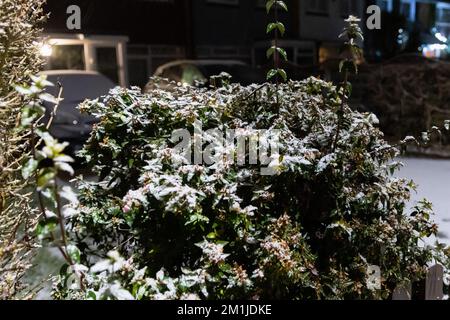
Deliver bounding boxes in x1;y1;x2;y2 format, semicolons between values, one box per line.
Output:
192;1;366;68
43;0;191;87
40;0;377;87
295;0;365;64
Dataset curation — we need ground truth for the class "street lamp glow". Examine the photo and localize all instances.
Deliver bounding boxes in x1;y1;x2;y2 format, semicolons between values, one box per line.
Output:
39;43;53;57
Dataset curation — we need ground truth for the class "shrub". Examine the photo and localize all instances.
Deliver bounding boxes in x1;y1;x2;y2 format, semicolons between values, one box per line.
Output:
0;0;45;299
57;77;449;300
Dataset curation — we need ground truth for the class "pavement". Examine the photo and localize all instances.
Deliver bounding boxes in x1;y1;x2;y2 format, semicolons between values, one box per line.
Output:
396;157;450;246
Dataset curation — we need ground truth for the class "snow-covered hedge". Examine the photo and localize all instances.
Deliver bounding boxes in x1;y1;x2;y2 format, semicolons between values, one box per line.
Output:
55;77;448;300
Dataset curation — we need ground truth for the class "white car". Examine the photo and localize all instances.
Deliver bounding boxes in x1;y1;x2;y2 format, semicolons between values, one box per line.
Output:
40;70;116;155
152;59;266;87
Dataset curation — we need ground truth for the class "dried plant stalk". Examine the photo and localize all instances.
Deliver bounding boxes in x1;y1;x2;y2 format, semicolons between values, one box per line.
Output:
0;0;46;299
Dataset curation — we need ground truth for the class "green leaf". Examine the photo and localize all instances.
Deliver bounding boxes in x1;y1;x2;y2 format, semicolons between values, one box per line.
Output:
60;186;78;204
22;158;38;179
207;232;217;239
266;0;275;13
266;22;285;36
37;170;56;189
87;291;97;300
276;22;286;35
276;47;288;61
186;213;210;226
29;103;46;116
276;0;288;11
39;93;59;105
67;244;81;264
15;85;32;96
266;23;277;34
36;218;58;240
55;161;75;176
277;68;287;81
339;60;358;74
31;75;54;88
54;155;75;163
267;69;278;80
266;46;276;59
20;104;45;127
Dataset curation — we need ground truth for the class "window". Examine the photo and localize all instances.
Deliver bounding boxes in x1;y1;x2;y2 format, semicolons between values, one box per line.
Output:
306;0;329;16
437;8;450;23
379;0;392;12
128;58;149;88
96;47;119;84
48;45;85;70
401;2;411;17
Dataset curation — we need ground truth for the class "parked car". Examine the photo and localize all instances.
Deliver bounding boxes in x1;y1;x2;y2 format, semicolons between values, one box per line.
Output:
40;70;116;156
150;59;266;87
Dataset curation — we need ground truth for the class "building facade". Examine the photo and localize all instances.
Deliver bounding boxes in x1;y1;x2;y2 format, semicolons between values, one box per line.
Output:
43;0;192;87
373;0;450;58
44;0;450;87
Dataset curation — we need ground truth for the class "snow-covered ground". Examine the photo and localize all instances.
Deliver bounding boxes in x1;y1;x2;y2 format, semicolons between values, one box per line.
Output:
396;157;450;245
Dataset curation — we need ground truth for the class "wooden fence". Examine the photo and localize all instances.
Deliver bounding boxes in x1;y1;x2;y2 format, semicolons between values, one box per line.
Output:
392;264;447;300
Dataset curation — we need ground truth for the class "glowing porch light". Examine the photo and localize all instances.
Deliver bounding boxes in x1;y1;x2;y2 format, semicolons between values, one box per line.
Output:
39;43;53;57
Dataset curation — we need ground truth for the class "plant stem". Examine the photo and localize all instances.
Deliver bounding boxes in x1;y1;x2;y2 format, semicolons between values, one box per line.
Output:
46;84;63;130
274;4;280;104
30;124;70;262
332;69;349;152
29;102;85;291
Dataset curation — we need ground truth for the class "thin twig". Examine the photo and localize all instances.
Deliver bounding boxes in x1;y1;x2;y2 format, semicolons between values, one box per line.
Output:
46;82;63;130
244;83;269;100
